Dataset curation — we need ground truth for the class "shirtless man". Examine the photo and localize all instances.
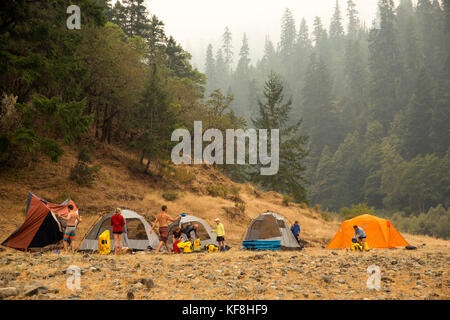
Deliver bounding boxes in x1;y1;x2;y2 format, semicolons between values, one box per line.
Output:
60;205;82;253
150;205;181;254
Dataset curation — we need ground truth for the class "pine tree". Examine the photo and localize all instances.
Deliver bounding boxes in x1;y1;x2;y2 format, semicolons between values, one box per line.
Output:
133;64;177;173
215;48;228;92
430;56;450;155
279;8;297;60
301;54;342;157
233;33;251;118
252;72;309;203
346;0;360;39
368;0;403;128
147;15;167;62
222;27;233;74
330;0;344;45
398;67;433;159
205;44;216;95
123;0;150;38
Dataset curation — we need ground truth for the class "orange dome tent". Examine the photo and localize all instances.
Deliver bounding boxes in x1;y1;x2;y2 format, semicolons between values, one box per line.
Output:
326;214;409;249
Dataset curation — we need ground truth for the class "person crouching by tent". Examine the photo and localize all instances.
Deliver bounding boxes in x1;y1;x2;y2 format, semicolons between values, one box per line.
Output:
290;221;301;243
172;227;182;254
111;208;125;255
181;223;198;242
150;205;182;254
353;225;367;250
212;218;225;252
60;204;82;253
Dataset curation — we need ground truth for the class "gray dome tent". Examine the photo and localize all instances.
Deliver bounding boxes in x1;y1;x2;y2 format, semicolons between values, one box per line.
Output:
242;212;301;250
167;214;218;248
79;209;159;252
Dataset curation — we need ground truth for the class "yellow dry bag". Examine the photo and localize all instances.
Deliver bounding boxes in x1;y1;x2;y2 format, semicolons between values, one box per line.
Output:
193;239;201;251
98;230;111;255
177;241;192;253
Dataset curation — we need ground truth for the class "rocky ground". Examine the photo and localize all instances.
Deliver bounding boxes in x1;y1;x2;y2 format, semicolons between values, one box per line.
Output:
0;246;448;300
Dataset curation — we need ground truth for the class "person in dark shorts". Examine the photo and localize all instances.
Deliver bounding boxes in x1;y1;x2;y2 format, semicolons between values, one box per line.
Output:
150;205;182;254
181;223;198;242
212;218;225;251
172;227;182;254
60;204;82;253
353;225;367;250
111;208;125;255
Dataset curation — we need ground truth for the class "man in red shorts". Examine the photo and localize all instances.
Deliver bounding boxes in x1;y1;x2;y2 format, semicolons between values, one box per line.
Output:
150;205;181;254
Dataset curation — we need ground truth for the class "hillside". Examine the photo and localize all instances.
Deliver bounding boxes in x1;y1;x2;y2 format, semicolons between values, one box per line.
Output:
0;144;448;249
0;144;449;300
0;143;340;248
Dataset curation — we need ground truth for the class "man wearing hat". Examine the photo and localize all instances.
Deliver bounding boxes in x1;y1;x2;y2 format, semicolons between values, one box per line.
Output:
212;218;225;252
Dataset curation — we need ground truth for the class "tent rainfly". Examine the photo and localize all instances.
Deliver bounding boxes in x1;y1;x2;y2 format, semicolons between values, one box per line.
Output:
79;209;159;251
2;193;77;251
326;214;409;249
241;212;301;251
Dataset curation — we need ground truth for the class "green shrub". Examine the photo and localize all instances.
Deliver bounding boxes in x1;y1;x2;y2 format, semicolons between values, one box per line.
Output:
162;192;179;201
282;195;294;207
299;202;308;209
70;162;101;186
207;183;228;198
235;201;246;213
320;211;335;222
40;137;64;162
229;185;243;202
77;145;93;163
174;167;195;184
339;203;375;220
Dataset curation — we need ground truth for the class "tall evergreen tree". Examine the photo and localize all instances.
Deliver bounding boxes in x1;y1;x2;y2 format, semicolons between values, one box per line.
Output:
133;64;177;173
205;44;216;95
233;33;251;118
330;0;345;45
347;0;360;39
279;8;297;60
252;72;309;203
222;27;233;74
368;0;403;128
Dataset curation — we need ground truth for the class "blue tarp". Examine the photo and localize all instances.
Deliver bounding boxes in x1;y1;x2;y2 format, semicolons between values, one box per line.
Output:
241;240;281;251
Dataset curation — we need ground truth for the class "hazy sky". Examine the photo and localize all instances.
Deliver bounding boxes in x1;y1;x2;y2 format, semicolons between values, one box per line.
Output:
143;0;401;70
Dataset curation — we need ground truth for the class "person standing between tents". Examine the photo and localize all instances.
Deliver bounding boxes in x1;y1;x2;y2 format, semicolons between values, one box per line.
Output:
111;208;125;255
290;221;301;243
353;225;367;251
212;218;225;252
172;227;182;254
60;204;82;253
150;205;182;254
181;223;198;242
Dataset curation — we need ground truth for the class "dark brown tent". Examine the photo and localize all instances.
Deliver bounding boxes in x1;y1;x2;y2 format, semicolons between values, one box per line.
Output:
2;193;78;251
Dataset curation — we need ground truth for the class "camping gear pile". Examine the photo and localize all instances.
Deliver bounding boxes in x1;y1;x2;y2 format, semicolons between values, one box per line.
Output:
350;238;370;252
